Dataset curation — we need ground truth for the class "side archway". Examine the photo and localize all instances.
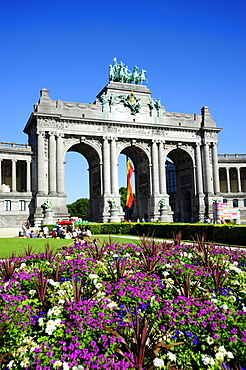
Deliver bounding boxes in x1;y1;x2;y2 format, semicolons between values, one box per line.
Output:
166;148;195;222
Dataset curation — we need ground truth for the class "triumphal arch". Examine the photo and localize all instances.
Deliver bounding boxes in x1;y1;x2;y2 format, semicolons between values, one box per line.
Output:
24;58;222;225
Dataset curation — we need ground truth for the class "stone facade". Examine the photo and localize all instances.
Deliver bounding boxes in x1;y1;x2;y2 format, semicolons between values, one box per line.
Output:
0;81;246;226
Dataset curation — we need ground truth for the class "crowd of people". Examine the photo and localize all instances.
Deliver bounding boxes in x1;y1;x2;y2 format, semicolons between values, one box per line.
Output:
21;220;94;243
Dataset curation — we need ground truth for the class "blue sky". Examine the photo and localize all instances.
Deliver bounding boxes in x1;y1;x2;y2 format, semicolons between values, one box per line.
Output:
1;0;245;204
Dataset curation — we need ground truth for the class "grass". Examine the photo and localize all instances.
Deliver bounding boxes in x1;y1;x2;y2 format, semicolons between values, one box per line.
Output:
0;235;140;258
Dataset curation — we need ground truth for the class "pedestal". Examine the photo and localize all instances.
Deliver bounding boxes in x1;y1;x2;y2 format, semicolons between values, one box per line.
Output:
42;210;54;225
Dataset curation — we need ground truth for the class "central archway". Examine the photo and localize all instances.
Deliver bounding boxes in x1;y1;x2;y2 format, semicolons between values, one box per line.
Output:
67;141;101;222
120;144;150;221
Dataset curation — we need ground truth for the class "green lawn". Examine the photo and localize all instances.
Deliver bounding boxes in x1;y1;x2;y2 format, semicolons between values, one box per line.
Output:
0;235;140;258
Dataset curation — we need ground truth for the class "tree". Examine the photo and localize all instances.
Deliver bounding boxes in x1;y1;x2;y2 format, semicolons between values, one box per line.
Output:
67;198;89;220
119;187;127;210
119;187;135;211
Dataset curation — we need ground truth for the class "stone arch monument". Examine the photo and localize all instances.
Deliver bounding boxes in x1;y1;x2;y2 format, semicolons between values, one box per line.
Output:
24;58;221;225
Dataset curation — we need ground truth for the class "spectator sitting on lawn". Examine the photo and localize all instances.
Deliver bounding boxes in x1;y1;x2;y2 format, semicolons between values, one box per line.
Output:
29;230;35;238
83;227;92;238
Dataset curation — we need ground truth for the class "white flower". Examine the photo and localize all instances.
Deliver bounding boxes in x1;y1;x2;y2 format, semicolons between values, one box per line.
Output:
63;362;70;370
166;278;174;287
53;360;63;368
166;351;176;362
20;263;26;269
215;352;225;361
226;351;234;359
206;336;214;345
54;318;62;326
162;271;169;277
112;254;118;258
218;346;226;353
201;354;215;365
107;301;117;308
58;299;65;304
20;358;29;368
29;289;36;296
72;366;84;370
6;360;15;368
221;304;228;310
153;357;165;367
38;317;44;326
48;279;60;287
210;297;218;303
17;346;28;356
89;273;98;280
45;319;60;335
48;306;61;316
95;282;102;289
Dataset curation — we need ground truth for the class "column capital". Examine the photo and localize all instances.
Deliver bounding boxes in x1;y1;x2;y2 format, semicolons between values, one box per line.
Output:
37;130;46;137
48;131;57;137
57;132;64;139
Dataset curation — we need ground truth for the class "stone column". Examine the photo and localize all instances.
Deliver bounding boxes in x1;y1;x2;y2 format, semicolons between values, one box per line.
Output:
102;137;110;195
110;138;118;195
158;141;167;194
26;159;31;192
37;131;46;194
56;133;65;194
212;143;220;194
202;143;213;194
48;132;57;194
12;159;17;192
195;143;204;195
226;167;231;193
237;167;242;192
151;140;159;195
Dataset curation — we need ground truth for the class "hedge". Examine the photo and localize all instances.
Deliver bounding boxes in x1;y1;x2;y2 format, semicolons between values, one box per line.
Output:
42;222;246;246
78;222;246;247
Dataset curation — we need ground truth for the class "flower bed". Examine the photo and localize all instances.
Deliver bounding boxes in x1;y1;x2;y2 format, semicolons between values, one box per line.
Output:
0;239;245;370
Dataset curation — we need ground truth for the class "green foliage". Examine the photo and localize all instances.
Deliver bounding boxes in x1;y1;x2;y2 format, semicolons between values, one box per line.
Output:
71;222;246;246
67;198;89;220
119;187;135;211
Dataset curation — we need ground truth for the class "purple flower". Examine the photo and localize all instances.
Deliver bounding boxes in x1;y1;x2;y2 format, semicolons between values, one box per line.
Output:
229;336;236;342
185;332;193;338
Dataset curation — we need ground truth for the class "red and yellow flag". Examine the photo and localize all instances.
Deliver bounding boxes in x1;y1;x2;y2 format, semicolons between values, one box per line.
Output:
126;159;134;208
